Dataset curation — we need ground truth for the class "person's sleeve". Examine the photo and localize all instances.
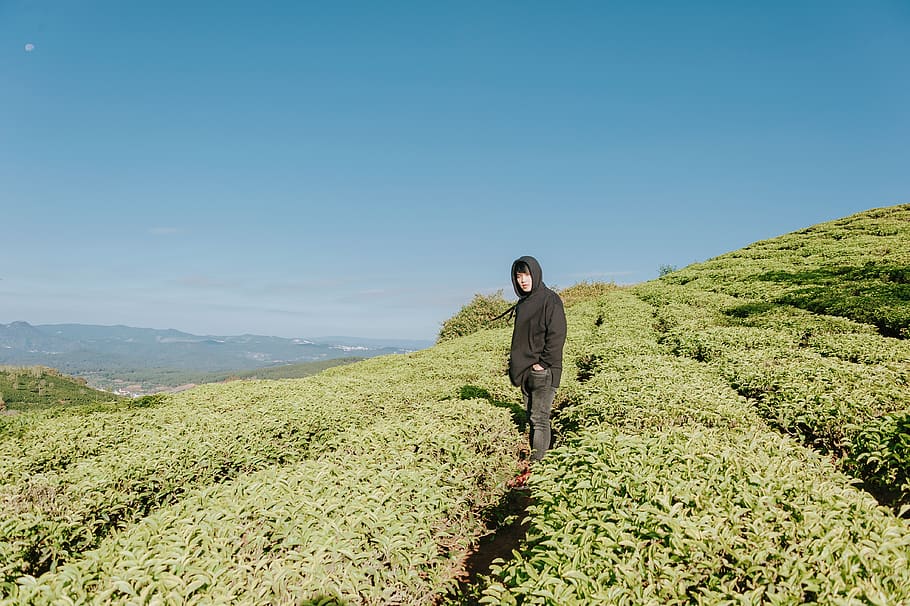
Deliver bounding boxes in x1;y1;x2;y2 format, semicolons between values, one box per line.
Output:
540;296;567;369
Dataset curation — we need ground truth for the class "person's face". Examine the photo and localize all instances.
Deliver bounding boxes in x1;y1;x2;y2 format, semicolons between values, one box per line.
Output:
516;271;533;293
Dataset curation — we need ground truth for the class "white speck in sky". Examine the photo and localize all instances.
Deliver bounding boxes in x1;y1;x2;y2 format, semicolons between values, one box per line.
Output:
24;43;35;52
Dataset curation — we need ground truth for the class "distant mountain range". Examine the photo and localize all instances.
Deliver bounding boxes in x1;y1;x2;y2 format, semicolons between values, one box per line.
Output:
0;321;431;392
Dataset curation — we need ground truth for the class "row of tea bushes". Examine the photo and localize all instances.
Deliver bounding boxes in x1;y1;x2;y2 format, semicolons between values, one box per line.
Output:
1;381;390;585
718;348;907;449
1;330;521;599
483;427;910;605
553;291;758;437
479;284;910;603
635;281;910;504
7;398;518;605
354;208;909;602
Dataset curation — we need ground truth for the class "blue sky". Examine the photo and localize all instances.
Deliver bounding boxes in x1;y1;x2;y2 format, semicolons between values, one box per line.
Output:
1;1;908;341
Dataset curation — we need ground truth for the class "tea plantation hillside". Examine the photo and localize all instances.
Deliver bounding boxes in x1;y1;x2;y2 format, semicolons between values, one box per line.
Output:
642;203;910;507
0;367;125;412
2;204;910;605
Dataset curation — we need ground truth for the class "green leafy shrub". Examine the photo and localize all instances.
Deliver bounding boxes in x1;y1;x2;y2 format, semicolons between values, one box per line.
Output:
657;263;678;276
129;393;167;408
845;412;910;506
437;291;512;343
1;327;524;602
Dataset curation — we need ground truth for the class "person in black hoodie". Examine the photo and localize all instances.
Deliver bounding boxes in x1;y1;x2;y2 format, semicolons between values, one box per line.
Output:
508;255;567;464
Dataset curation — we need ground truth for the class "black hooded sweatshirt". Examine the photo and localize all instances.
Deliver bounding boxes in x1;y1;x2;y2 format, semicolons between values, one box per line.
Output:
508;256;567;388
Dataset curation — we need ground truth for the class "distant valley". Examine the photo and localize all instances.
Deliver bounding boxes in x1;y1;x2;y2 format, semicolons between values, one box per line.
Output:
0;322;431;394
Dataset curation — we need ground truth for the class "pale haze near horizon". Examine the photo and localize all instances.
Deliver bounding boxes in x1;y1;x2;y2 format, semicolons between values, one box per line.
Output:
1;1;908;341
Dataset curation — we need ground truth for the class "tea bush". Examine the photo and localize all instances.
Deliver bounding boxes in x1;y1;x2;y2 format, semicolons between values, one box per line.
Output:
662;204;910;337
844;411;910;503
478;206;910;603
437;291;512;343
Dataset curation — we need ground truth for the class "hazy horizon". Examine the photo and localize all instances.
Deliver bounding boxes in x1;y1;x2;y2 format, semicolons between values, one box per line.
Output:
0;319;434;346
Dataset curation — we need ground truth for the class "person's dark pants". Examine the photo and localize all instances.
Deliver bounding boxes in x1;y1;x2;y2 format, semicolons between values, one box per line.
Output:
523;367;557;462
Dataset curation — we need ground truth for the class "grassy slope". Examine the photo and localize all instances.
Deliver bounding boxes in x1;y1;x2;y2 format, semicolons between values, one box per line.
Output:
2;204;909;605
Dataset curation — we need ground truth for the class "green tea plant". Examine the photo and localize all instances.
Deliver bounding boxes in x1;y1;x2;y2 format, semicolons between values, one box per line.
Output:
475;204;910;602
558;281;619;309
1;384;388;583
553;291;757;437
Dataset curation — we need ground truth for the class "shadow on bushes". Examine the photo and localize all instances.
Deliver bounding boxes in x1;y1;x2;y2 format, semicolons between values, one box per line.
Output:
753;265;910;338
459;385;527;432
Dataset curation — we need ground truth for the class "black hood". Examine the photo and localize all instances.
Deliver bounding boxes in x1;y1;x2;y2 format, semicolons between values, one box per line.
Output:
511;255;544;298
